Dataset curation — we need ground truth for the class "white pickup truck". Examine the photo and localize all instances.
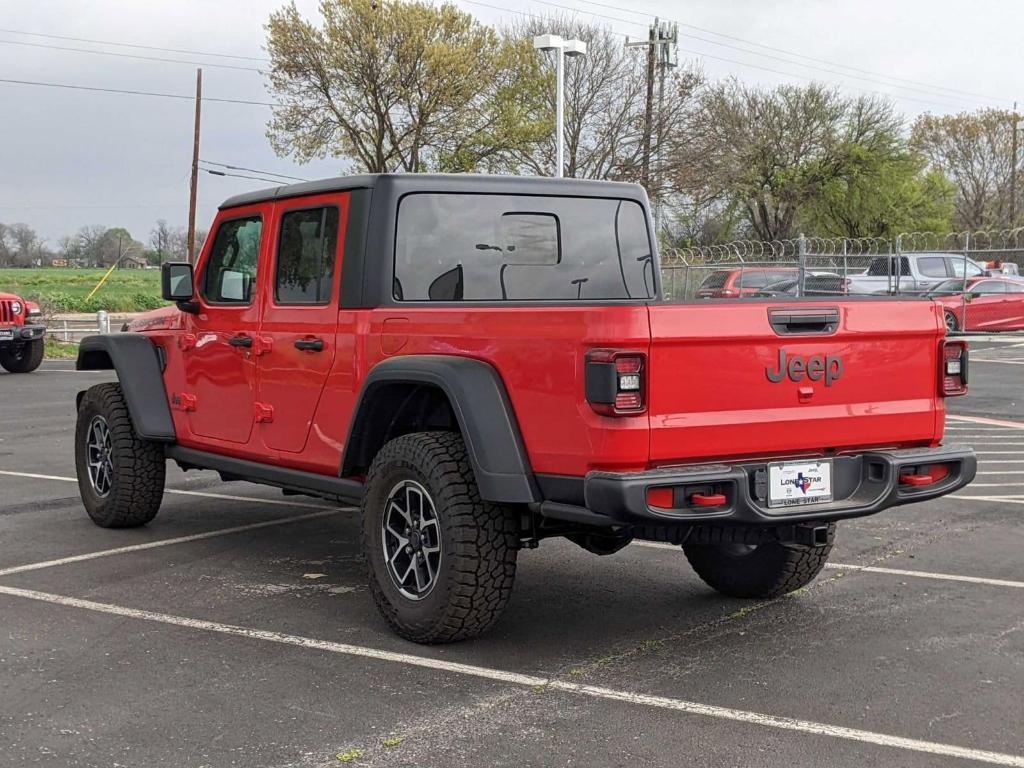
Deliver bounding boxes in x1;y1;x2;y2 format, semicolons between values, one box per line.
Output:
847;253;987;295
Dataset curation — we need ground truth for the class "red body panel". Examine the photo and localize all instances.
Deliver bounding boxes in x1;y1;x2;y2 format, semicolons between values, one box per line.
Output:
139;195;954;482
647;301;945;465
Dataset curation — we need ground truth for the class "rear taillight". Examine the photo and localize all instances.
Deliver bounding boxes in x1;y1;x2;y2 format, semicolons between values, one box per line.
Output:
941;340;968;396
717;288;738;298
585;349;647;416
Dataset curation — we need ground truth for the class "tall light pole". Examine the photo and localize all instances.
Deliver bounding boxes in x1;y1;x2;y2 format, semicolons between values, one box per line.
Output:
533;34;587;178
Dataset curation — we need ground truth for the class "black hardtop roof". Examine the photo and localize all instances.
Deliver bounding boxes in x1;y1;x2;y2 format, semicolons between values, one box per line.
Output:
218;173;647;210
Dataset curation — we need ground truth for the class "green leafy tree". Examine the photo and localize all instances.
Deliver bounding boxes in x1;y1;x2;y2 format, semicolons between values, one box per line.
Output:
800;146;955;238
912;109;1021;230
265;0;548;173
674;82;923;242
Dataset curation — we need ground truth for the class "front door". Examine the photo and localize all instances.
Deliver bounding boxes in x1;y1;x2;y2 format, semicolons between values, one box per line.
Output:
183;208;266;446
964;280;1006;330
256;195;348;453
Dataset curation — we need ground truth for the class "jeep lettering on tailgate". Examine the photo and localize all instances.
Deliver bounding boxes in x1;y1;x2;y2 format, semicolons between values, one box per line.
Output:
766;349;844;386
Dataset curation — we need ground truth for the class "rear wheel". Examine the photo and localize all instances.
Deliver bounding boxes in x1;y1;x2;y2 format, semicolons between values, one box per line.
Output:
683;524;835;599
944;310;959;333
75;383;165;528
0;339;43;373
361;431;519;644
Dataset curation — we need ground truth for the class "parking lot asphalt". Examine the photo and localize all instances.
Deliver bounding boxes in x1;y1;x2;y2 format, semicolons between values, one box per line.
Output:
0;342;1022;768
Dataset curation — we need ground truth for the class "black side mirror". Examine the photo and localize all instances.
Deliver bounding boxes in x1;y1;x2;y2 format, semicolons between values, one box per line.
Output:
161;262;199;313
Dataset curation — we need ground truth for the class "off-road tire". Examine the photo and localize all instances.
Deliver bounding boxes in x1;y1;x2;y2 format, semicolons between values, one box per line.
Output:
944;311;959;333
75;382;165;528
361;431;519;644
0;338;44;373
683;523;835;599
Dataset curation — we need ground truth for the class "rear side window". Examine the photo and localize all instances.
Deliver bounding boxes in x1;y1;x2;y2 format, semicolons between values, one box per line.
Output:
917;256;947;278
973;281;1006;294
201;216;263;304
275;207;339;304
394;193;653;301
867;257;911;277
950;258;984;278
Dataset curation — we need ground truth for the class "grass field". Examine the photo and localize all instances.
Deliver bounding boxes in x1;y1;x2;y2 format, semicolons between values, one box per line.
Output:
0;268;165;313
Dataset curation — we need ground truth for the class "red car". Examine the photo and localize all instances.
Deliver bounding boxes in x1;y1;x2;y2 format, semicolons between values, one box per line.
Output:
0;290;45;373
927;277;1024;332
695;267;799;298
73;174;975;643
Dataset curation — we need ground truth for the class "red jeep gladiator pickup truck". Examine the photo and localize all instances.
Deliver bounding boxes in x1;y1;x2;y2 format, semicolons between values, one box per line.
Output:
73;174;976;643
0;291;45;373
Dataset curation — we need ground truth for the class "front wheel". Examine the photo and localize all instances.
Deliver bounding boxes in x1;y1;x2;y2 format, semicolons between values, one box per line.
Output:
75;383;166;528
361;431;519;644
0;339;43;373
683;524;835;599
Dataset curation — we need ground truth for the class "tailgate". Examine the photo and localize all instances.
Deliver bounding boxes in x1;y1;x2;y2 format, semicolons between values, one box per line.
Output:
647;301;944;464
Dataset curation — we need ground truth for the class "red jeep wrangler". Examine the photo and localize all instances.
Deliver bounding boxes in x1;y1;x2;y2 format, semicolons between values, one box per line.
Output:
0;291;45;373
73;175;976;643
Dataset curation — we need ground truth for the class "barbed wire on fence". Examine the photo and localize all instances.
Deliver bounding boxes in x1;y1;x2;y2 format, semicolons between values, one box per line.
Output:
668;229;1024;266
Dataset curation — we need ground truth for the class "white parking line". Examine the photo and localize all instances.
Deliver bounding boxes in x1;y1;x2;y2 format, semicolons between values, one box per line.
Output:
956;495;1024;504
0;509;347;577
952;437;1024;441
632;541;1023;589
965;483;1024;487
978;471;1024;475
971;358;1024;365
947;415;1024;430
0;585;1019;767
0;470;331;509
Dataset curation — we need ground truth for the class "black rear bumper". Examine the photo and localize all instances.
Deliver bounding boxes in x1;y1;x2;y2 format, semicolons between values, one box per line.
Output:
540;445;976;528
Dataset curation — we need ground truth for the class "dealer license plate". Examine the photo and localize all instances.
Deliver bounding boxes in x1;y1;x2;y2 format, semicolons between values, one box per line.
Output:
0;329;13;341
767;460;833;508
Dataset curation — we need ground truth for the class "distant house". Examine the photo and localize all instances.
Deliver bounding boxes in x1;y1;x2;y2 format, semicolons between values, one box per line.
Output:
121;255;149;270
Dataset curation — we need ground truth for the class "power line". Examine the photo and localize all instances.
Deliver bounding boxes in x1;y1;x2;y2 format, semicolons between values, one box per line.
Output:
517;0;1003;108
0;27;267;62
535;0;1012;106
200;159;308;182
0;38;262;72
202;168;285;185
0;77;277;106
462;0;993;111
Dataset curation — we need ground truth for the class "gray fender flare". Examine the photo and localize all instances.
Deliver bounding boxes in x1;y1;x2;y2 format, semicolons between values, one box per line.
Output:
76;334;175;442
342;355;539;503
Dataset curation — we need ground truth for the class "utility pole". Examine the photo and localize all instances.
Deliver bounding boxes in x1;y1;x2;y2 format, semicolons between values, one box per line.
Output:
1011;101;1019;229
186;68;202;264
626;20;678;229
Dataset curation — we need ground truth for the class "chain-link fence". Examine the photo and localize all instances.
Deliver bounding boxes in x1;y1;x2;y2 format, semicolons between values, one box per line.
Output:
660;229;1024;334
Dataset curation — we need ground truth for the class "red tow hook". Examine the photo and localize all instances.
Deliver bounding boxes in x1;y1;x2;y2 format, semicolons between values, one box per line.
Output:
691;492;727;507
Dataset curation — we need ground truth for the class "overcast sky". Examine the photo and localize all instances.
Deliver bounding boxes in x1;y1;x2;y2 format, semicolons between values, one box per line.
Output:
1;0;1018;245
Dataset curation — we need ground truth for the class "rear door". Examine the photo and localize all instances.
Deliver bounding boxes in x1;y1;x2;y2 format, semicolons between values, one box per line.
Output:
1003;281;1024;329
647;300;942;464
256;194;349;453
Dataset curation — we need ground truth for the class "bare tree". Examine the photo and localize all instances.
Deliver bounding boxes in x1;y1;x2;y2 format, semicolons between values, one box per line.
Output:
502;15;701;190
150;219;172;266
912;109;1020;230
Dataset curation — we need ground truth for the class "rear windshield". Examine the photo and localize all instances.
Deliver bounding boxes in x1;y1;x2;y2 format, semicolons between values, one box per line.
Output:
394;193;654;302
